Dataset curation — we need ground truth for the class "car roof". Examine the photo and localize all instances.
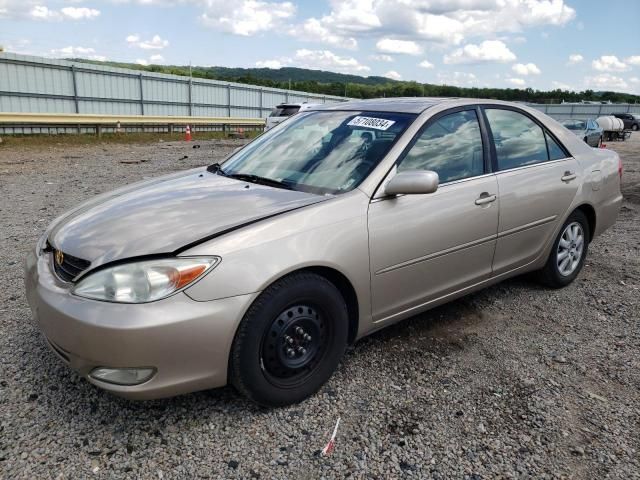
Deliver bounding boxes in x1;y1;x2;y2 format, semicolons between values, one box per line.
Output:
309;97;459;114
306;97;555;114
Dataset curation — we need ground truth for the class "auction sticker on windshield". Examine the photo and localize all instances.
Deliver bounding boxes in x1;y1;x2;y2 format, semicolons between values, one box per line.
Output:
347;116;396;130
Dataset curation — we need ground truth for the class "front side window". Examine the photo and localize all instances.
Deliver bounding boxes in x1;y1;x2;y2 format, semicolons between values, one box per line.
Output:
222;111;415;195
485;109;549;170
397;109;484;184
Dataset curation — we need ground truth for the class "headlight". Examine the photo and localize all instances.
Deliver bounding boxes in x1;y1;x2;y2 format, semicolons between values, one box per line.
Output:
72;257;219;303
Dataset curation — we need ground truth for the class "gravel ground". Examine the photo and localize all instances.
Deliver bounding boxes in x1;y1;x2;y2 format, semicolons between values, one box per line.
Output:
0;134;638;479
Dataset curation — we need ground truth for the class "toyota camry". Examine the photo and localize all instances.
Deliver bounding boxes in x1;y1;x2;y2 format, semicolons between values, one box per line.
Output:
25;98;623;406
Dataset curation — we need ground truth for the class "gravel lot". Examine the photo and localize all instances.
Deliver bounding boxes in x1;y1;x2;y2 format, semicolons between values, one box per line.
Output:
1;134;638;479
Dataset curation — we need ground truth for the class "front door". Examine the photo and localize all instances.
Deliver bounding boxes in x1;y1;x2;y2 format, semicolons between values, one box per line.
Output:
368;108;499;323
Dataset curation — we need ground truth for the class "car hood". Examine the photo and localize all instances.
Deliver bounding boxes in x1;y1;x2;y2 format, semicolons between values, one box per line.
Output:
48;168;327;268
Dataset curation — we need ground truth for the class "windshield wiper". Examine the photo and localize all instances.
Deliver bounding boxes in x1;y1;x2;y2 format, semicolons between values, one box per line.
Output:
226;173;294;191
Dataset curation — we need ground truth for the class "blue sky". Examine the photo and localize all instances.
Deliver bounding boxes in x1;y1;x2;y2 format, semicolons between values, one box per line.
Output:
1;0;639;94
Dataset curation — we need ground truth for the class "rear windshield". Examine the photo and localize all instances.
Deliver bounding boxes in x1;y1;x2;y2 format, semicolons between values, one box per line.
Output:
269;106;301;117
222;111;416;195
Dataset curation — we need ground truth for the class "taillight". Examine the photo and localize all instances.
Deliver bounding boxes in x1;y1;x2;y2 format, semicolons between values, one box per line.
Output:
618;157;623;180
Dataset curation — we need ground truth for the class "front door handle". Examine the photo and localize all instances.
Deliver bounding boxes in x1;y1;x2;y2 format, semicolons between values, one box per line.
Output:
561;171;577;182
475;193;497;205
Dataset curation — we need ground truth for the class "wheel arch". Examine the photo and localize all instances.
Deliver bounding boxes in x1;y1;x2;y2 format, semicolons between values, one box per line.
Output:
574;203;596;242
295;266;360;344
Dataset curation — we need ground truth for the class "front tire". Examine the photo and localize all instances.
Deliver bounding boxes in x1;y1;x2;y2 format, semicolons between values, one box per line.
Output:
229;272;348;407
537;210;590;288
633;124;639;131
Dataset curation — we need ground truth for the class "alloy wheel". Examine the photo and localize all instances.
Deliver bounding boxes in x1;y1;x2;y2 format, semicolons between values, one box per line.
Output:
557;221;584;276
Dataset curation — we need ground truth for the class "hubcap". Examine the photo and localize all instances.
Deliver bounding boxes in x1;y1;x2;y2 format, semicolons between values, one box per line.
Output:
557;221;584;276
261;305;327;384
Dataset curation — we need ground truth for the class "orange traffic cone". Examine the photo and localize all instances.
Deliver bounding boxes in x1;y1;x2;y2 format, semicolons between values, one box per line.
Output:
185;125;192;141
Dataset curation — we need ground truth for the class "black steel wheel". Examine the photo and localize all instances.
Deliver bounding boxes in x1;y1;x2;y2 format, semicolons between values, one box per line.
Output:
261;304;329;386
230;272;348;406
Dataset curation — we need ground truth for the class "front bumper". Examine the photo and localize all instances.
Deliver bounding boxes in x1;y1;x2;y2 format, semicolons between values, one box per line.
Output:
24;249;258;400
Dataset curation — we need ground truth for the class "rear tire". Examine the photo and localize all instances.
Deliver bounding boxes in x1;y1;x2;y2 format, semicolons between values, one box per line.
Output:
229;272;348;407
537;210;590;288
633;124;639;131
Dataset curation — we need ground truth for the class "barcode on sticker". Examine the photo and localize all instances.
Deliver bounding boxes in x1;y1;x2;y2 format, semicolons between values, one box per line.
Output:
347;116;396;131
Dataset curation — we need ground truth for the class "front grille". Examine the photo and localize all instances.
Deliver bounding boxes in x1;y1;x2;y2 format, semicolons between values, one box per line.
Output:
52;249;91;282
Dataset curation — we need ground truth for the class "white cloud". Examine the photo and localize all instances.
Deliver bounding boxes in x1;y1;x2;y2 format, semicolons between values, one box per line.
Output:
512;62;540;75
370;54;393;62
567;53;583;65
592;55;628;72
127;34;169;50
444;40;516;65
437;71;477;87
257;49;370;74
418;59;434;69
626;56;640;66
384;70;402;80
292;0;575;49
200;0;296;36
630;77;640;83
50;46;105;60
255;59;285;69
28;4;100;20
60;7;100;19
293;17;357;49
294;49;370;73
29;5;57;19
506;77;526;86
584;73;628;90
136;59;149;66
376;38;422;56
149;54;165;63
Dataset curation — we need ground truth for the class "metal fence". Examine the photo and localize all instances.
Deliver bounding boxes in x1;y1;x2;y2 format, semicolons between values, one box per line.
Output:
2;51;639;134
527;102;640;121
0;52;347;134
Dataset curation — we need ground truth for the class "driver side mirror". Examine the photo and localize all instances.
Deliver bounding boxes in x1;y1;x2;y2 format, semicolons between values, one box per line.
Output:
385;170;439;196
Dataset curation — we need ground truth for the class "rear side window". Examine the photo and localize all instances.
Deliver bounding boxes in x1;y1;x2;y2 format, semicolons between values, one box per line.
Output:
545;132;567;160
485;109;549;170
398;109;484;183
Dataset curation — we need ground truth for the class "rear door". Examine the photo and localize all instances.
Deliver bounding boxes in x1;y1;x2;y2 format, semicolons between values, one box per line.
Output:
482;107;580;275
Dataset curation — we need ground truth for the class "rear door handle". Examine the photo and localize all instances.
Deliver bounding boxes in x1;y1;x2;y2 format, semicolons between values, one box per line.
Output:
561;171;577;182
475;193;497;205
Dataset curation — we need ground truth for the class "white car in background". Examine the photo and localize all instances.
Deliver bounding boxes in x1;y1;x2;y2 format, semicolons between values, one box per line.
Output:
265;103;322;130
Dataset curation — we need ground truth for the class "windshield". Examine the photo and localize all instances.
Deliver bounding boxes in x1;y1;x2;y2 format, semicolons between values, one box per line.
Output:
562;119;586;131
221;110;416;195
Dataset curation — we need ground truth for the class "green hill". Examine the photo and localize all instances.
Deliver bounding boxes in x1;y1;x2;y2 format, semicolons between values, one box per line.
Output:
72;59;640;104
